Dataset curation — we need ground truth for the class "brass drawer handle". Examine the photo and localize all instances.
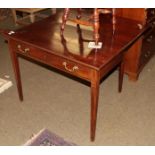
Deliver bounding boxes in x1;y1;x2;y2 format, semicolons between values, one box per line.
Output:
137;24;143;30
144;53;149;58
145;51;151;58
62;62;79;72
146;35;153;42
17;45;30;54
147;50;151;55
152;21;155;26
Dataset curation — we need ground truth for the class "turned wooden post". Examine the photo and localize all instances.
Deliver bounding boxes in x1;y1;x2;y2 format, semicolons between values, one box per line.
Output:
93;9;100;45
60;8;70;36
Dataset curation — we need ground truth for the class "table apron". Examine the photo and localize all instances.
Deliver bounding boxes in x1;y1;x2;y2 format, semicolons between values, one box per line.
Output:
100;54;124;79
10;40;94;82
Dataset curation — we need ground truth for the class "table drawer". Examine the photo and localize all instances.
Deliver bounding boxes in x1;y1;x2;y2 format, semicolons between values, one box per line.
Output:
10;40;92;81
140;40;154;67
12;41;47;62
140;48;152;65
45;53;92;81
146;9;155;21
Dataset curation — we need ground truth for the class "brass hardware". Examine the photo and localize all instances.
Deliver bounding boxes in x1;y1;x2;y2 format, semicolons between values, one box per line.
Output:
62;62;79;72
150;21;155;28
152;21;155;25
24;48;29;53
146;35;153;42
145;53;148;58
17;44;29;54
137;24;143;30
147;50;151;55
8;31;15;35
17;44;21;49
145;51;151;58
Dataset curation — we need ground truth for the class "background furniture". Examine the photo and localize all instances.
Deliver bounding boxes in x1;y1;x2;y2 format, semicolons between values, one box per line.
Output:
0;8;11;21
116;8;155;81
11;8;54;25
61;8;116;45
60;8;155;81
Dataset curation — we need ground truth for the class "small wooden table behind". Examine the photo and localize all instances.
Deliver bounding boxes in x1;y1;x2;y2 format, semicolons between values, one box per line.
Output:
1;11;149;141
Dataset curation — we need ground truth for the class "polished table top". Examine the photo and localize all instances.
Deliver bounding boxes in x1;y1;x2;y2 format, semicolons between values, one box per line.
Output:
7;10;148;70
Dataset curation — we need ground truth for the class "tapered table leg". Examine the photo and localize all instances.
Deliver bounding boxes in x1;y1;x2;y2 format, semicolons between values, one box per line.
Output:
118;61;124;93
90;71;100;141
9;45;23;101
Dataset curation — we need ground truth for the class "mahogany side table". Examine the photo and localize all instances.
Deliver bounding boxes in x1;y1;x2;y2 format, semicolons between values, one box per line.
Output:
0;10;148;141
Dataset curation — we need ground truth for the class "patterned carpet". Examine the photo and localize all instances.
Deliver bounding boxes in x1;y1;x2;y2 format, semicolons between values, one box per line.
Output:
24;129;76;146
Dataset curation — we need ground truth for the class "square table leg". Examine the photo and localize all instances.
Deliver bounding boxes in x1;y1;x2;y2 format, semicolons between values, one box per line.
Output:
8;45;23;101
90;70;100;141
118;61;124;93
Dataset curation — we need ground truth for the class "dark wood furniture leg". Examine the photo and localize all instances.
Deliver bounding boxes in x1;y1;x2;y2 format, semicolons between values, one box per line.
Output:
61;8;100;45
90;70;100;141
93;9;100;45
118;61;124;93
8;45;23;101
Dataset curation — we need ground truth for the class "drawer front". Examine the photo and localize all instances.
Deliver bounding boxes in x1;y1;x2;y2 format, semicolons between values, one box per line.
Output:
10;40;92;81
140;28;155;67
11;41;47;62
45;53;92;81
146;9;155;22
143;29;154;45
140;48;152;66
